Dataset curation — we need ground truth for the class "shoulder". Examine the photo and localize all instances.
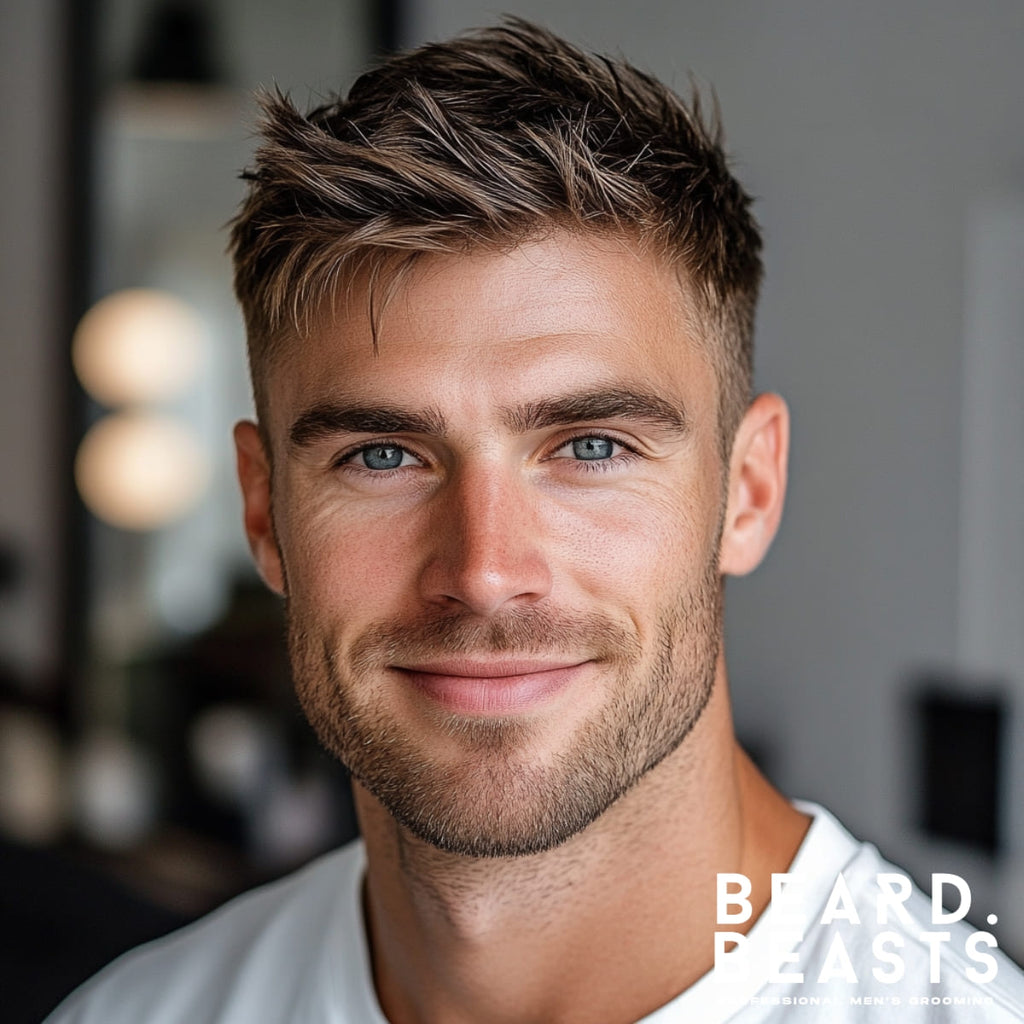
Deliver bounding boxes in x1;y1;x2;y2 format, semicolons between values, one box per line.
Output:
681;803;1024;1023
769;803;1024;1021
44;841;369;1024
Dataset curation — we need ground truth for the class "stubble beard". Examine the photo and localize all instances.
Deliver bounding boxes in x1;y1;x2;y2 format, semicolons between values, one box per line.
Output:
287;559;722;858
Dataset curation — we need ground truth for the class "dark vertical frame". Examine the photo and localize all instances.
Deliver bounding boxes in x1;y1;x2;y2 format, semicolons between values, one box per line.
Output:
370;0;405;56
55;0;98;731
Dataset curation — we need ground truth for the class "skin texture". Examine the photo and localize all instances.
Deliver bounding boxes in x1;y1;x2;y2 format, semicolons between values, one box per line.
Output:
235;231;809;1024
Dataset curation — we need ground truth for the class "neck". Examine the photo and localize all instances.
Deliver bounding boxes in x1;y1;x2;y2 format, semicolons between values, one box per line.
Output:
354;668;808;1024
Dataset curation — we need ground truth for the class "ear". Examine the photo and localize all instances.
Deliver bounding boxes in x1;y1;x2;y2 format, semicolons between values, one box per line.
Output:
718;392;789;577
233;420;285;595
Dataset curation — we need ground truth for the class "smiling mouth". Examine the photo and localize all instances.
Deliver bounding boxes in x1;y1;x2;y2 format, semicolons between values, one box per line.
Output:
392;658;592;714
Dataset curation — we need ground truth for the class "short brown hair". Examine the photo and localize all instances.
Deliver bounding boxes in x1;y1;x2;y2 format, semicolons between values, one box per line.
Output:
229;18;762;448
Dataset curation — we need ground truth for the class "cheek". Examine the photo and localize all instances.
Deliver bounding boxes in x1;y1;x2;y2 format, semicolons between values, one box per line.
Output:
276;489;427;614
542;476;719;607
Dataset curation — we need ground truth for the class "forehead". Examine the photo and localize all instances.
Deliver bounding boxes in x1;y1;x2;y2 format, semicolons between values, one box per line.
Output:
262;232;715;433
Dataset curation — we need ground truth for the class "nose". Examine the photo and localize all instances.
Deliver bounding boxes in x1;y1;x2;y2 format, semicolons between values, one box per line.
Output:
417;460;553;616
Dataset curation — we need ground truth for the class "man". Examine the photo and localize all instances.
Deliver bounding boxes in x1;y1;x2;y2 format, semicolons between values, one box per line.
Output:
49;19;1024;1024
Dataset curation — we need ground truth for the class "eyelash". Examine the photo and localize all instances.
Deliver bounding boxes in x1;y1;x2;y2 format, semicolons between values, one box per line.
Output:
333;440;424;478
552;433;641;473
333;433;641;478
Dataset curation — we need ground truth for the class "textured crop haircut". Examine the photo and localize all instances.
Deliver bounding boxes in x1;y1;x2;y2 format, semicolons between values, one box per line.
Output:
229;18;763;454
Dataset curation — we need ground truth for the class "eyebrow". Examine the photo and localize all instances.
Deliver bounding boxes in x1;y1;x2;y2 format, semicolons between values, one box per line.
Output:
287;385;688;451
503;386;688;436
288;403;448;450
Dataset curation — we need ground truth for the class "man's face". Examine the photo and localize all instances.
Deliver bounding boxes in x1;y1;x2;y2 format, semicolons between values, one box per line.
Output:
250;232;731;856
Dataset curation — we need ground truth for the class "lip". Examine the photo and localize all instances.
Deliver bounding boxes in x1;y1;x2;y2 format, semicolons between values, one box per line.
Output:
393;658;591;714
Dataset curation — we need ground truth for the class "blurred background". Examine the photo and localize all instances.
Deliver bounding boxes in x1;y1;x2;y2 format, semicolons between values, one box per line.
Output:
2;1;1022;1019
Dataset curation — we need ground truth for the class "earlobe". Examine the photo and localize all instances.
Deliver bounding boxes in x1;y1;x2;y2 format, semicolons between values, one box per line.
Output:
718;393;789;577
233;420;286;595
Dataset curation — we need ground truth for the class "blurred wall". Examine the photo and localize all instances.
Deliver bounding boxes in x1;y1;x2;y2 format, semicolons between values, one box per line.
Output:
0;0;371;688
98;0;369;99
404;0;1024;923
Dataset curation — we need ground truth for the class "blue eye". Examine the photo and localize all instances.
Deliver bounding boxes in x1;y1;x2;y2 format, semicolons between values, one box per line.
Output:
358;445;407;470
571;437;615;460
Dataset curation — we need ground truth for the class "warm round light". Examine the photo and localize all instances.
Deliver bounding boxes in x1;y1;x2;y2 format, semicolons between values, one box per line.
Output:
72;288;205;405
75;412;210;530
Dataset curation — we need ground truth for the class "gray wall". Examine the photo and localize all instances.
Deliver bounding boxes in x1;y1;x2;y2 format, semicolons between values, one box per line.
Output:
406;0;1024;943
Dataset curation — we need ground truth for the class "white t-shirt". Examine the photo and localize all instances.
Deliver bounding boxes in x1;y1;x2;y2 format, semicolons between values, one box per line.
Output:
46;802;1024;1023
